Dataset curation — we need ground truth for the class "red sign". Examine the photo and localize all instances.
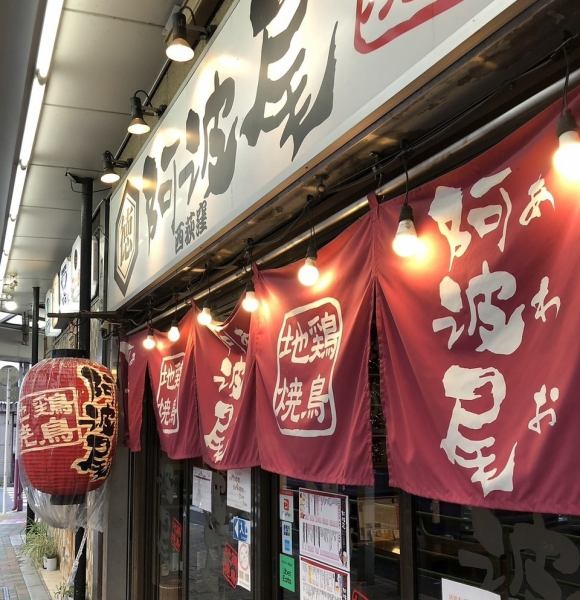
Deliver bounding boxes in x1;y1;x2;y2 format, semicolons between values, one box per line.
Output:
170;517;182;553
376;92;580;514
354;0;464;53
222;544;238;588
251;213;375;485
353;591;370;600
195;300;259;469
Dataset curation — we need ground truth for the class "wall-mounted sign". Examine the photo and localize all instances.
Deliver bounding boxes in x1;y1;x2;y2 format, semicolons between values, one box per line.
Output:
299;489;350;572
108;0;526;310
71;236;81;305
441;579;500;600
191;466;212;512
222;544;238;589
300;556;349;600
227;468;252;512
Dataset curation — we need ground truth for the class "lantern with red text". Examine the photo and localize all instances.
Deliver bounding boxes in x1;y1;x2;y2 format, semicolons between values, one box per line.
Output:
18;358;118;497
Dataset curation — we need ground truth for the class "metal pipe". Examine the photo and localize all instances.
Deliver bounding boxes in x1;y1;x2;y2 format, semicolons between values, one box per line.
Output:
2;368;10;514
129;68;579;334
79;178;93;355
27;287;40;530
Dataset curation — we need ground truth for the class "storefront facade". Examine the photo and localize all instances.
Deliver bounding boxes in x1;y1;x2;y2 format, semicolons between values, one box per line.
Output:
102;2;580;600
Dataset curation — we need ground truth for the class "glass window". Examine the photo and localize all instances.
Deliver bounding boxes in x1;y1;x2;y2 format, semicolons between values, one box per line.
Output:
416;498;580;599
187;462;254;599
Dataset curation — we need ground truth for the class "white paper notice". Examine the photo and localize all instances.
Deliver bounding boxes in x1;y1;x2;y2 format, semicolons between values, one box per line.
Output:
227;468;252;512
191;467;212;512
280;489;294;522
238;542;251;591
300;556;349;600
441;579;500;600
299;489;350;571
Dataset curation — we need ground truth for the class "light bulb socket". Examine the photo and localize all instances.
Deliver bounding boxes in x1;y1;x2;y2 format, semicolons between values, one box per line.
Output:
245;279;255;293
557;109;578;138
130;95;145;121
171;11;188;42
306;240;317;261
102;151;114;171
398;202;414;223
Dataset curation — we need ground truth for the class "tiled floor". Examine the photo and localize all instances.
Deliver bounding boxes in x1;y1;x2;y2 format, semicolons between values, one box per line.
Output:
0;490;51;600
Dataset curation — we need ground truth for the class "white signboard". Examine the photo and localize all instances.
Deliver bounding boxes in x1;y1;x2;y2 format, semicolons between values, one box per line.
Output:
108;0;526;310
191;467;212;512
237;541;251;591
300;556;349;600
441;579;500;600
299;489;349;572
227;468;252;512
280;489;294;522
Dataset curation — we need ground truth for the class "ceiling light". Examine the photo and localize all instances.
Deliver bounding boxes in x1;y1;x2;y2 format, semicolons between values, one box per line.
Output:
100;151;132;185
553;109;580;182
392;203;418;258
298;242;319;287
36;0;65;80
4;297;17;312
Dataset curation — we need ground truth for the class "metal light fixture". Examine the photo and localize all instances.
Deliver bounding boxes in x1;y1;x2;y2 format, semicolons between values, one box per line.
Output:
127;91;167;136
165;7;214;63
100;151;133;184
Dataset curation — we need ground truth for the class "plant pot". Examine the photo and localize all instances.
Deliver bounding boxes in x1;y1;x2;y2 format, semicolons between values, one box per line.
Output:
44;556;58;571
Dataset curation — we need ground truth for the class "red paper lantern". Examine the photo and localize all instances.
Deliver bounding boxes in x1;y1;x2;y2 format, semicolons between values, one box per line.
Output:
19;357;118;497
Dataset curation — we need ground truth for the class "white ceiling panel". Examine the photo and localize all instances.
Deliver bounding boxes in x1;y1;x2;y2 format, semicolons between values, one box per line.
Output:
6;258;61;279
65;0;177;27
32;104;128;171
11;236;75;262
46;9;169;113
15;206;81;241
24;165;107;210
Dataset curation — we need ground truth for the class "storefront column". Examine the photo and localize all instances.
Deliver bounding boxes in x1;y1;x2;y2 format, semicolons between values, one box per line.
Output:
399;491;417;600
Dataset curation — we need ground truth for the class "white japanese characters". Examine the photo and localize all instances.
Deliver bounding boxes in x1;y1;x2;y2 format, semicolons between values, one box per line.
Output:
156;353;185;434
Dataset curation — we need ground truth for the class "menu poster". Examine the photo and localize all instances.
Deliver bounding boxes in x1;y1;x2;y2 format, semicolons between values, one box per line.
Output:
300;556;350;600
299;489;350;571
227;468;252;512
441;579;500;600
191;467;212;512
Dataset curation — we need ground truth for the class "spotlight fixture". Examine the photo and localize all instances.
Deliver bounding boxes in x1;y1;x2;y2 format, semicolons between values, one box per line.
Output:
298;241;320;287
165;6;214;63
197;303;213;326
143;327;156;350
3;296;17;312
242;282;259;313
167;319;180;342
100;151;133;184
127;90;167;136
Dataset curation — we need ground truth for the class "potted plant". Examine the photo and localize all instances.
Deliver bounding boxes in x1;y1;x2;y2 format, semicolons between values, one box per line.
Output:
54;580;73;600
20;521;59;571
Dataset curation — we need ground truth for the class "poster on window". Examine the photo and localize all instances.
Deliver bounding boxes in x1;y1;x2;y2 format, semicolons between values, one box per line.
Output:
375;92;580;514
237;541;251;591
227;468;252;512
300;556;349;600
299;489;349;571
251;211;375;485
442;579;500;600
191;467;212;512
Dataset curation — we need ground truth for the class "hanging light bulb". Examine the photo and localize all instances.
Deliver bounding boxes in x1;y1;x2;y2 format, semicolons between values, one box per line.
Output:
553;109;580;181
298;241;319;287
392;202;418;258
242;282;259;312
167;319;180;342
197;304;212;326
166;11;194;62
143;327;156;350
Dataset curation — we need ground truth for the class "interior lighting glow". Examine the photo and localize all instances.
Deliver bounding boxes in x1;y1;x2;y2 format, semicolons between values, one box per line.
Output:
242;290;259;313
167;321;180;342
143;330;156;350
553;110;580;182
197;305;212;326
36;0;65;79
166;12;194;62
4;299;17;312
392;203;418;258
